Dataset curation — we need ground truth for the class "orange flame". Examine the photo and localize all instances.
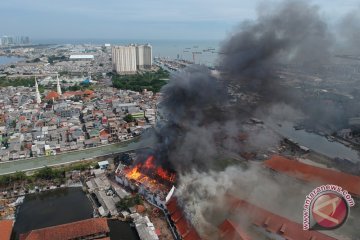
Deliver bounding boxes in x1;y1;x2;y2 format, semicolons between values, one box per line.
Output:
126;165;142;181
124;155;176;183
157;167;176;182
143;156;155;169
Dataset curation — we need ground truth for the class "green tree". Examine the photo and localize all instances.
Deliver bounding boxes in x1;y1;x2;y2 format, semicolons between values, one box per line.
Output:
123;114;134;123
111;67;169;93
35;166;64;180
115;194;143;211
13;171;26;181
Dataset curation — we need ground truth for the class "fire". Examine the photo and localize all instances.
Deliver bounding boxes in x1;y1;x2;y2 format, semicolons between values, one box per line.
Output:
157;167;176;182
126;165;142;181
144;156;155;169
124;155;176;184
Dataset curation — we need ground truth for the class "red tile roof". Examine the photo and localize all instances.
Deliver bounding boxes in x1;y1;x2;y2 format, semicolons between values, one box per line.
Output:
264;155;360;196
166;197;178;214
84;89;94;95
19;218;109;240
166;197;201;240
0;220;14;240
62;91;84;98
44;91;60;100
171;209;183;223
100;129;110;138
218;219;251;240
175;217;191;237
227;195;337;240
135;204;146;213
183;228;202;240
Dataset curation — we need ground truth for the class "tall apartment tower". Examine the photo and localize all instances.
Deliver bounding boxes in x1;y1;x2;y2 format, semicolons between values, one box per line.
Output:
136;44;152;69
112;46;137;74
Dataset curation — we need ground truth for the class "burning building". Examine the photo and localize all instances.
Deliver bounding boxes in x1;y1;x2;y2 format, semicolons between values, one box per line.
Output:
166;197;202;240
115;155;176;209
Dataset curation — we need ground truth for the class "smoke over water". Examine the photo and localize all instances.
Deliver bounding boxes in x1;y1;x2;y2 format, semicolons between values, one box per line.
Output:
138;0;358;239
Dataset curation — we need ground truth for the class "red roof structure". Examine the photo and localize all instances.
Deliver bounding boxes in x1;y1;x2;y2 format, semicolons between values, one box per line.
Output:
183;228;202;240
0;220;14;240
227;195;337;240
166;197;202;240
218;219;251;240
264;155;360;196
166;197;178;214
62;91;84;98
84;89;94;95
19;218;109;240
44;91;60;100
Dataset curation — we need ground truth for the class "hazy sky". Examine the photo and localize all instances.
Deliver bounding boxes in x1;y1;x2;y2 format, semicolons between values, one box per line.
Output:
1;0;359;40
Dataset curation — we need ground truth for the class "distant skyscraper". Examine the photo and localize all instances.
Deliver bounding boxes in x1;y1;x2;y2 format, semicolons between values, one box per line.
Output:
112;46;137;74
0;35;30;46
0;36;11;46
21;36;30;44
35;78;41;104
56;74;62;96
136;44;152;69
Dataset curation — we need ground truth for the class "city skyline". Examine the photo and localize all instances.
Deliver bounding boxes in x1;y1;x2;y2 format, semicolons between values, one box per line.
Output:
1;0;359;40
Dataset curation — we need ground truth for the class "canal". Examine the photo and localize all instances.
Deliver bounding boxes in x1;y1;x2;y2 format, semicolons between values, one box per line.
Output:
0;56;24;65
12;187;139;240
270;122;360;162
13;187;93;239
0;137;153;175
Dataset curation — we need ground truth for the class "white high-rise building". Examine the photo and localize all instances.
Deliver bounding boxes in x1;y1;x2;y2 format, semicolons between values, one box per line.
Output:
136;44;152;69
112;46;137;74
112;44;153;74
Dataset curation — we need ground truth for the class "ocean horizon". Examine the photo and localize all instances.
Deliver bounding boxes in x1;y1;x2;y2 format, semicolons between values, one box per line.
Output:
32;38;222;66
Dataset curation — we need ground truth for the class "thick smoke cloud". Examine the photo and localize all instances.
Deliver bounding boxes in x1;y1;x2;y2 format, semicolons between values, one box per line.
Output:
149;66;251;173
136;0;359;239
176;164;316;239
219;0;332;96
338;7;360;54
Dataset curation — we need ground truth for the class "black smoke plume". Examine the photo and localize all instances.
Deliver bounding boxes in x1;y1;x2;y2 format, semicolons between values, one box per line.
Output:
136;0;359;239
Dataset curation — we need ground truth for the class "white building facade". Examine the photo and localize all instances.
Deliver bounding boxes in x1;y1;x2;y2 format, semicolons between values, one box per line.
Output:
112;46;137;74
112;44;152;74
136;44;152;69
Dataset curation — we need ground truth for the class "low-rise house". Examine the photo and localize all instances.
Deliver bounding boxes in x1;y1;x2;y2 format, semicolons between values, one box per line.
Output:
44;144;52;156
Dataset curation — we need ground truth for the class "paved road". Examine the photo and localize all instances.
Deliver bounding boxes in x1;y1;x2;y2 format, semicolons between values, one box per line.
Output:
0;138;152;175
